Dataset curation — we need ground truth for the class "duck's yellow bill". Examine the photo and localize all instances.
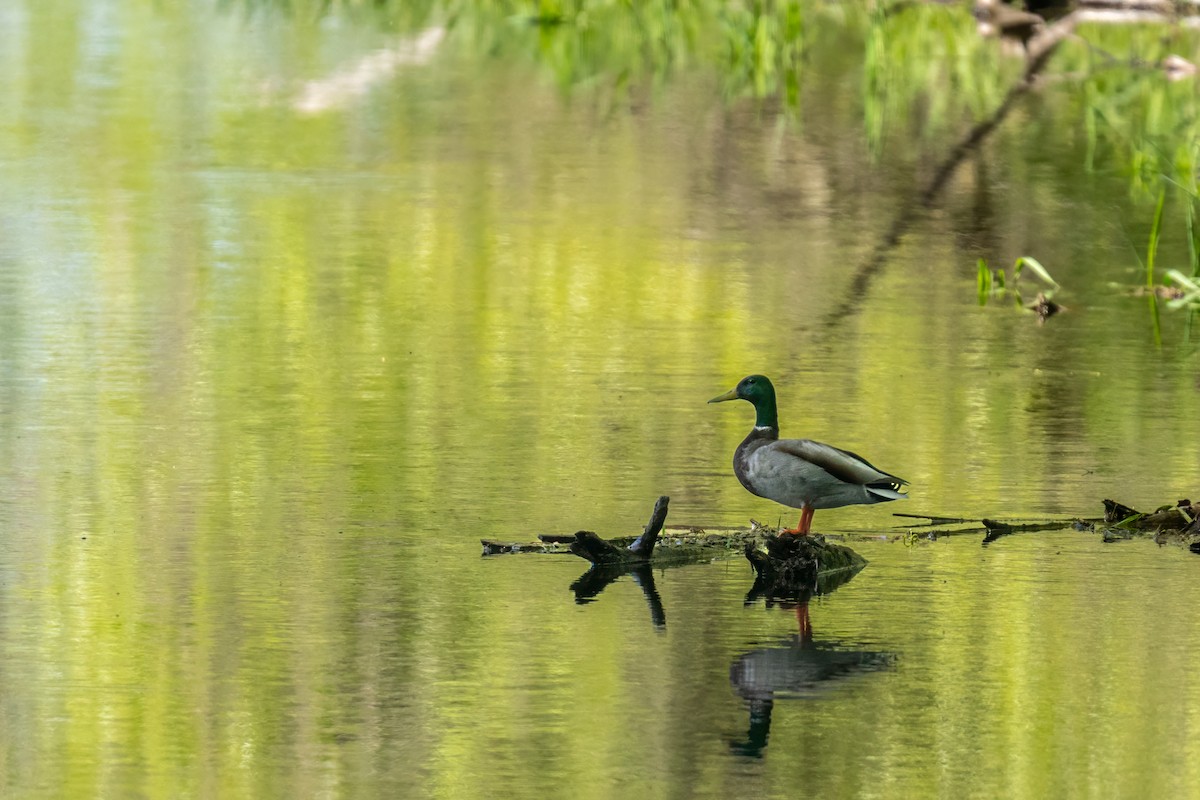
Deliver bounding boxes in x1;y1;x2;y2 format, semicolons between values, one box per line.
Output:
707;388;738;403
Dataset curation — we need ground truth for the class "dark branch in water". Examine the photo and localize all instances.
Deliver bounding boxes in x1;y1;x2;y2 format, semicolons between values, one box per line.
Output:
897;498;1200;548
892;512;978;525
825;13;1078;325
628;495;670;555
570;495;671;564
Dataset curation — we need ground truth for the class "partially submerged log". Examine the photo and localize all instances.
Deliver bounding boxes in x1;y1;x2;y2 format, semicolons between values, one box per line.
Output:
484;495;1200;564
893;512;1088;542
897;497;1200;549
481;527;756;556
481;538;575;555
481;497;759;560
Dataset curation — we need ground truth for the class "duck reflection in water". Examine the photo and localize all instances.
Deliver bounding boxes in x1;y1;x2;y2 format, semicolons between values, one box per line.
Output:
729;566;896;757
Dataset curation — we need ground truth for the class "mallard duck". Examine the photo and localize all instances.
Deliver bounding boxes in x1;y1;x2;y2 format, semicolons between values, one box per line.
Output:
709;375;908;535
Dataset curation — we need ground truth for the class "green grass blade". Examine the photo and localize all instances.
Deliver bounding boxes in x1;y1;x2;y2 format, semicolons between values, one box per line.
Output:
1165;269;1200;292
1013;256;1059;288
1167;291;1200;311
1146;186;1165;289
1187;197;1199;342
1150;294;1162;348
1187;200;1199;279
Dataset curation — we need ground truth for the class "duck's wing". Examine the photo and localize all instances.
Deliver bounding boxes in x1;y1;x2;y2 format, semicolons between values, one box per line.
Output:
772;438;908;497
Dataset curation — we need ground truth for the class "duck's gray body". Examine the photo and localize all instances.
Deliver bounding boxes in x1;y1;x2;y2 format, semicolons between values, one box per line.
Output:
710;375;908;532
734;426;907;511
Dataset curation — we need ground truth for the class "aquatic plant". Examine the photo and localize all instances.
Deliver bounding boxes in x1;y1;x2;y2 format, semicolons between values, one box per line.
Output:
974;255;1060;314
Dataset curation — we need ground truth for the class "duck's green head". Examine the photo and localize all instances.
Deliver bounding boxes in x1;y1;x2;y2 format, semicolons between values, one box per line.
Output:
708;374;778;429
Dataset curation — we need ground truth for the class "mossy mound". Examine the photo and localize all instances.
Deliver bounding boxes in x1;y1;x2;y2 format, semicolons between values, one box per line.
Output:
744;534;867;600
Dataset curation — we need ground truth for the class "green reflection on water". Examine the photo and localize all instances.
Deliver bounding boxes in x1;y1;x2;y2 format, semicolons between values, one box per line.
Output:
2;1;1200;798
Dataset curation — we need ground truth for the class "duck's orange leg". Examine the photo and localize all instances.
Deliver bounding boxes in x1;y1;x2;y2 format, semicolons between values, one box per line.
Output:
800;505;814;533
781;504;815;535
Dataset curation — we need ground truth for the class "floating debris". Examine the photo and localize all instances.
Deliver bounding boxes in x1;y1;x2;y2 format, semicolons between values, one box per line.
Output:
1028;291;1063;322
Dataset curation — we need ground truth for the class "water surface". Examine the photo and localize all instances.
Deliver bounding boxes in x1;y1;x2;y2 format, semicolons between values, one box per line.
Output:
1;3;1199;798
